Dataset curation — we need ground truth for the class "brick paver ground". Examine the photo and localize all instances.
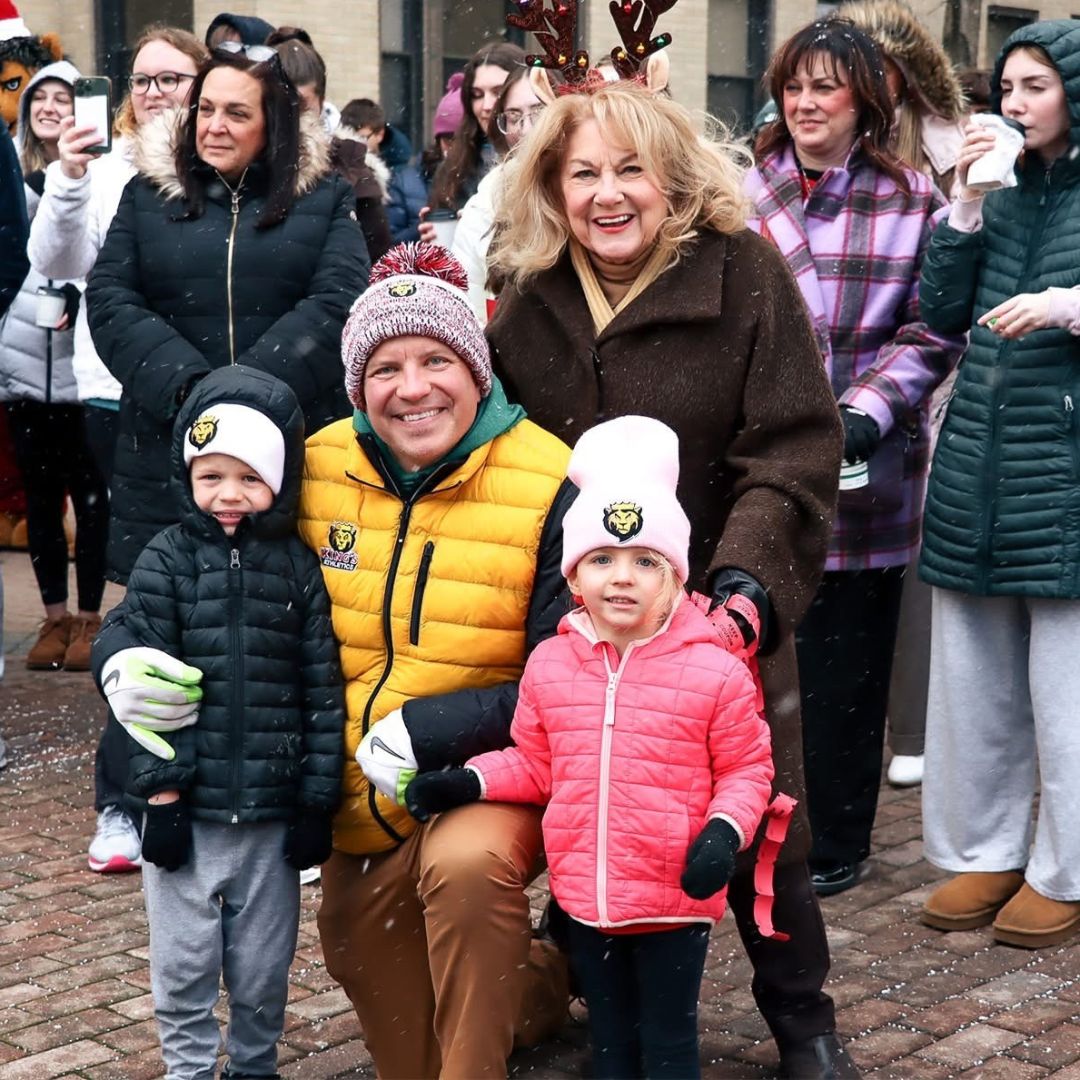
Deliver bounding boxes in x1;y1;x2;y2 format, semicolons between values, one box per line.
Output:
2;550;1078;1078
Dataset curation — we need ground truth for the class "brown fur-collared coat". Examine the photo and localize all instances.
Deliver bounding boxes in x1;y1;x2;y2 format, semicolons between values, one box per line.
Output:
487;228;843;860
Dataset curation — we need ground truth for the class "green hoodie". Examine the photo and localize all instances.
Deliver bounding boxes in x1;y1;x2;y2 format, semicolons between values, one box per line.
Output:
352;376;527;498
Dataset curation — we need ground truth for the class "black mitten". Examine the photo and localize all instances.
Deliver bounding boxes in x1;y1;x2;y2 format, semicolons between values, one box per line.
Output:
839;407;882;464
405;768;482;822
141;800;192;872
680;818;741;900
709;567;770;651
284;809;334;870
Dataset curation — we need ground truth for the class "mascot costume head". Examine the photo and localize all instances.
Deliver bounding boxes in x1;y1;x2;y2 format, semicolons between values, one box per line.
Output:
0;0;63;135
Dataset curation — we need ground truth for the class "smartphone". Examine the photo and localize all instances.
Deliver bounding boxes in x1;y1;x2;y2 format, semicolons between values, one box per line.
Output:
73;76;112;154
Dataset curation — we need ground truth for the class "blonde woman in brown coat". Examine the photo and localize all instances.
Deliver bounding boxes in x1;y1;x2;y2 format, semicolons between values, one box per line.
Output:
486;80;855;1079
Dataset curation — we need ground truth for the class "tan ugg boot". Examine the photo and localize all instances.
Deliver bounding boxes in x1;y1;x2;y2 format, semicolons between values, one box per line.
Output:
922;870;1025;931
993;883;1080;948
63;613;102;672
26;613;74;671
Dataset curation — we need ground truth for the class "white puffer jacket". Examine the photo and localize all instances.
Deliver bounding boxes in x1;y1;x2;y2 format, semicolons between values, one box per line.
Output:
28;135;135;402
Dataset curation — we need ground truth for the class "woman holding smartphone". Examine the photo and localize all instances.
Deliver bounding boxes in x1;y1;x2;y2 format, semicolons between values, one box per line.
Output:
0;59;109;677
28;25;207;877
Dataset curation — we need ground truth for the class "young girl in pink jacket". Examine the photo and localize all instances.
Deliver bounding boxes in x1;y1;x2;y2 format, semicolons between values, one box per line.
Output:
406;415;776;1079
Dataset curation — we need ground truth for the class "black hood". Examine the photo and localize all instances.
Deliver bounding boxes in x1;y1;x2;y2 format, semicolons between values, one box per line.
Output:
204;12;275;46
172;366;304;542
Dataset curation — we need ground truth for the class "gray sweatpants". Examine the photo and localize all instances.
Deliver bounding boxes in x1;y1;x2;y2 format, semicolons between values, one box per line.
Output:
923;588;1080;901
142;820;299;1080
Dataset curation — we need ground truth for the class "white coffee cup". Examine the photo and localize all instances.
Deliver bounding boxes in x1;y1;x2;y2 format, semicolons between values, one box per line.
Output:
428;209;458;249
838;459;869;491
966;114;1026;192
34;286;67;329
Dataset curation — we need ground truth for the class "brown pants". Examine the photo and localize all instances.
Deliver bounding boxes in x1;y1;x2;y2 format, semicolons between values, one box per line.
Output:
318;801;569;1079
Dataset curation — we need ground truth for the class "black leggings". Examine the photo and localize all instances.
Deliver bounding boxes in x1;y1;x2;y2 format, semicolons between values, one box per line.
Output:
565;918;710;1079
6;401;109;612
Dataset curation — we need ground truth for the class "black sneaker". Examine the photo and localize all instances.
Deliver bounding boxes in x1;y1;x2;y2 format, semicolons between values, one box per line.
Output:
810;861;864;896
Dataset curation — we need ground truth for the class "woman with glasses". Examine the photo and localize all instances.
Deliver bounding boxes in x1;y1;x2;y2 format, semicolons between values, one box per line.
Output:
452;65;548;322
27;24;208;879
86;41;367;590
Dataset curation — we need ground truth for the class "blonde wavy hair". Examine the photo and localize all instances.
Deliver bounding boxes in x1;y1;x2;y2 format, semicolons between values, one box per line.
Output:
487;80;751;289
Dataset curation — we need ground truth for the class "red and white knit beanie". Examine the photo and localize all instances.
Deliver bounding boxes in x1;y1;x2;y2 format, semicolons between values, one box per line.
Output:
342;243;492;409
560;416;691;583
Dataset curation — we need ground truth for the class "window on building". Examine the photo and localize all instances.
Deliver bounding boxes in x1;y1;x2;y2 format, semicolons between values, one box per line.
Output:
707;0;769;134
96;0;194;88
986;5;1037;64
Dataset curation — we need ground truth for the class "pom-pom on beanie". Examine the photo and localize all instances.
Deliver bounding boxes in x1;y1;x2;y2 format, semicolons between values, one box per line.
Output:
433;72;465;136
183;402;286;495
560;416;691;583
342;242;493;409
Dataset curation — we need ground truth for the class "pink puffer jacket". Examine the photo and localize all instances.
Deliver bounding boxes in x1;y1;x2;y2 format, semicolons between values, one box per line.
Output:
468;596;774;929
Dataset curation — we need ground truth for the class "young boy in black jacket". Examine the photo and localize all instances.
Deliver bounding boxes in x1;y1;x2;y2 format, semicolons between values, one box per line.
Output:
92;365;344;1080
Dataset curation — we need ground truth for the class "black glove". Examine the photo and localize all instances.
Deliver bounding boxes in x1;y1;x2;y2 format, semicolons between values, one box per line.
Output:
709;567;770;651
680;818;741;900
60;283;81;327
141;800;192;872
284;809;334;870
404;768;482;823
839;407;882;465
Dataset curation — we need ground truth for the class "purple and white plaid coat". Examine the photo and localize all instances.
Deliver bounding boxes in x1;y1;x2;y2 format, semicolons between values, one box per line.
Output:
746;144;966;569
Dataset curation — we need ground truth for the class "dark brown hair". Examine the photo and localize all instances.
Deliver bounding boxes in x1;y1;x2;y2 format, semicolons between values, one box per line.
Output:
755;19;909;193
272;35;326;100
175;48;300;228
429;40;525;210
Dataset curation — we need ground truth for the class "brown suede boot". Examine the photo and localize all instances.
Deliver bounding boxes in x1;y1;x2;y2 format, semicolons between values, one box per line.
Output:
26;613;74;671
922;871;1025;931
993;883;1080;948
63;614;102;672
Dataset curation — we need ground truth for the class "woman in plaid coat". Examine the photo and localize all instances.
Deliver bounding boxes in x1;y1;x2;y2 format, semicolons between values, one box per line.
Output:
746;19;966;896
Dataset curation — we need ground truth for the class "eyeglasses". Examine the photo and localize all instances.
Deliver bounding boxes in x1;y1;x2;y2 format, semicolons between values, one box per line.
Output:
495;105;545;135
214;41;279;64
128;72;195;95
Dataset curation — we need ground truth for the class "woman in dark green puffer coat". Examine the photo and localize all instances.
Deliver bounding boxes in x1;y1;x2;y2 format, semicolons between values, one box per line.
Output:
918;19;1080;949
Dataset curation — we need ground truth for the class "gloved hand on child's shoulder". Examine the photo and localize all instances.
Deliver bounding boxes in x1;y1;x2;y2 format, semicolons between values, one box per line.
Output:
681;818;741;900
708;567;770;655
284;809;334;870
100;646;203;761
404;768;482;822
141;799;192;872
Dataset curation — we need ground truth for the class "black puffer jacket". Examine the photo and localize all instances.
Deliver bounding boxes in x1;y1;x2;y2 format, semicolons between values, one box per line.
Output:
91;366;345;823
86;112;369;581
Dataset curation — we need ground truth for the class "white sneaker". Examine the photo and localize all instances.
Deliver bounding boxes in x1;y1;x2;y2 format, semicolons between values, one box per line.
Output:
0;734;7;770
887;754;924;787
88;805;143;872
299;866;322;886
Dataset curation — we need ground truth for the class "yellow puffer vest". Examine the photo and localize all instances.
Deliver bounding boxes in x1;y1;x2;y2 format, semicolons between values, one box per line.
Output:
298;417;571;853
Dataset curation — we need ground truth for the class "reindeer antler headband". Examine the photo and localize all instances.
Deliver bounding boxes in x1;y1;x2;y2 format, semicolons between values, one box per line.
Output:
506;0;676;94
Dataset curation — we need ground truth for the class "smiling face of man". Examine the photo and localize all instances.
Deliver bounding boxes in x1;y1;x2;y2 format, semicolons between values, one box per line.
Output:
362;335;481;473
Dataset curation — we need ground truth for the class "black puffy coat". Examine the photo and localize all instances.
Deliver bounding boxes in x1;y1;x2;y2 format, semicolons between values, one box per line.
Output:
86;113;369;581
91;365;345;824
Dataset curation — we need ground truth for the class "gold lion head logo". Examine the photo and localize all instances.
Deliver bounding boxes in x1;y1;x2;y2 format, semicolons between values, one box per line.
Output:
188;413;218;449
329;521;358;553
603;501;643;542
388;281;417;298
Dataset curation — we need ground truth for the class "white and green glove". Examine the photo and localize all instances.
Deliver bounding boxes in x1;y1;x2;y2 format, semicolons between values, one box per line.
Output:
356;709;418;805
100;647;203;761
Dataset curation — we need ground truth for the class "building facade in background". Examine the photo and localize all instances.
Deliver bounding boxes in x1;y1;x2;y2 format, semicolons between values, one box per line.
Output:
17;0;1080;152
